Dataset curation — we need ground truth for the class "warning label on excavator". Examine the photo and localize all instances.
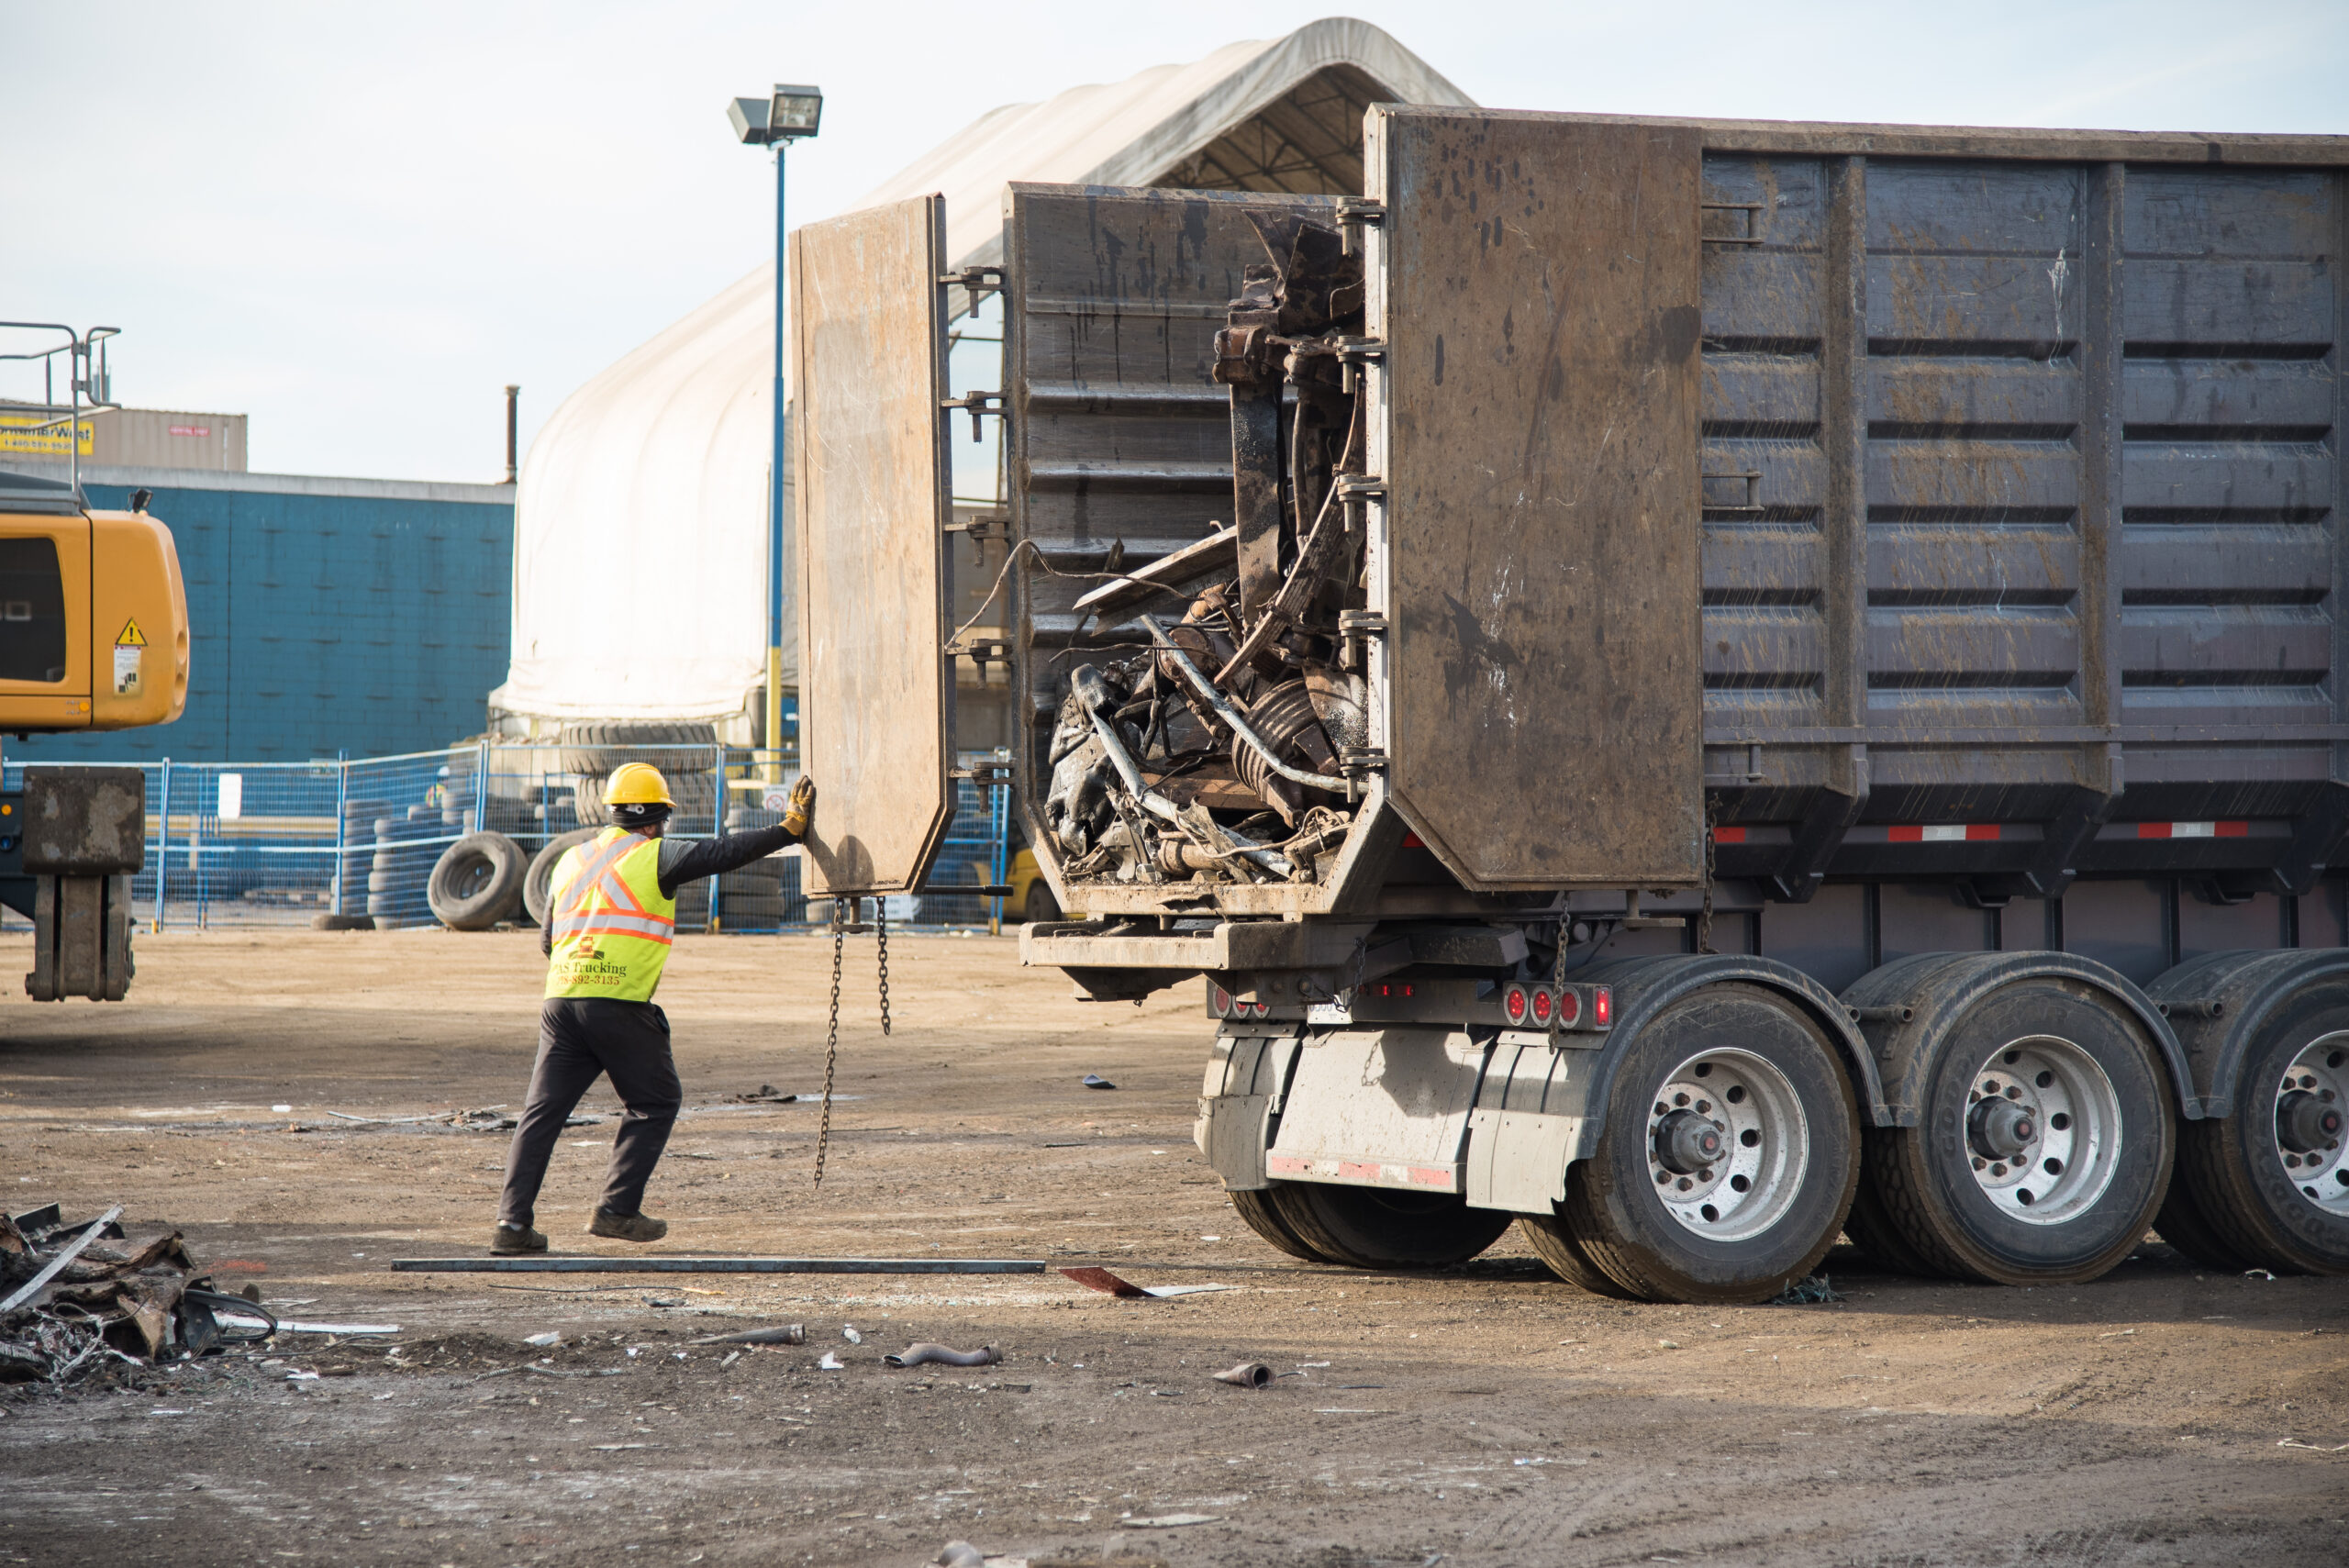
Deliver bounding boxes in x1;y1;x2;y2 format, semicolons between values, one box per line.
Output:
115;618;146;647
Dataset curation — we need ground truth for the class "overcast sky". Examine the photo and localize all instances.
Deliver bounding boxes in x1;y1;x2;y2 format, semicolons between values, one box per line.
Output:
5;1;2343;483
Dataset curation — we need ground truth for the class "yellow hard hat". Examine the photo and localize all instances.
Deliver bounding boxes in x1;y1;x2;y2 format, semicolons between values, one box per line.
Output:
602;762;675;807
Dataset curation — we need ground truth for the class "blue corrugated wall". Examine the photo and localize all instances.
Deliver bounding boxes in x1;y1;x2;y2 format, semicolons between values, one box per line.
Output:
13;481;512;762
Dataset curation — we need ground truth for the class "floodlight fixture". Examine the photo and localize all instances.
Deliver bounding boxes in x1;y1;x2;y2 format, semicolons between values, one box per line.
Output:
729;83;823;145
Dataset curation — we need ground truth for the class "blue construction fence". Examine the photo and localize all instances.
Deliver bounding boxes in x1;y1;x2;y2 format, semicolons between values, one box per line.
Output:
0;745;1019;933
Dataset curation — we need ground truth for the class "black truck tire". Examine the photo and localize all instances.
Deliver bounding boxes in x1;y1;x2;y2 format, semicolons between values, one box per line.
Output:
525;828;601;928
2165;987;2349;1275
560;722;719;828
428;832;529;931
1227;1186;1332;1263
1864;977;2174;1286
1519;1208;1642;1299
1564;983;1860;1305
1268;1182;1513;1270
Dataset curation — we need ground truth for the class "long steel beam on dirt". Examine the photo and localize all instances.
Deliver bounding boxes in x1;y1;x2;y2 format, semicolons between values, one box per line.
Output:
390;1256;1047;1274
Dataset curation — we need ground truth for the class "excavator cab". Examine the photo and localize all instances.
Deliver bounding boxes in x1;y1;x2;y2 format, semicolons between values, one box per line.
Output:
0;467;189;998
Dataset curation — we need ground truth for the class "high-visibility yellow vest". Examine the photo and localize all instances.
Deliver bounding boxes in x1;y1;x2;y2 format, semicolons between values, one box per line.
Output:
543;827;676;1002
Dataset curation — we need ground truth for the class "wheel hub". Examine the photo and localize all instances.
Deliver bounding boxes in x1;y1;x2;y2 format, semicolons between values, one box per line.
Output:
1963;1037;2121;1225
1653;1108;1726;1175
2271;1035;2349;1216
1644;1049;1809;1243
1967;1097;2039;1161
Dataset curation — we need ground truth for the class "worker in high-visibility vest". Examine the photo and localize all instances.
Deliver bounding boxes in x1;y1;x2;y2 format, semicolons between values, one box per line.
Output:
493;762;816;1253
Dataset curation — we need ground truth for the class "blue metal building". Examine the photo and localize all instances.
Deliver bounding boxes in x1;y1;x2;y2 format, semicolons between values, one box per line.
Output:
9;463;513;762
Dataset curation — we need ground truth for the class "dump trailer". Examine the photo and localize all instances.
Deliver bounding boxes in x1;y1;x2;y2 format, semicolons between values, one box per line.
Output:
790;106;2349;1302
0;463;190;999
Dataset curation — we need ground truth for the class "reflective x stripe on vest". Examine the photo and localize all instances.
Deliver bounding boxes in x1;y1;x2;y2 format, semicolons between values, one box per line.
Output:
543;827;677;1002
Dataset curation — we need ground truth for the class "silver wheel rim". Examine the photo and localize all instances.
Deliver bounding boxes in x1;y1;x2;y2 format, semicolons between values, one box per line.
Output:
1963;1035;2121;1225
1645;1048;1809;1243
2272;1031;2349;1217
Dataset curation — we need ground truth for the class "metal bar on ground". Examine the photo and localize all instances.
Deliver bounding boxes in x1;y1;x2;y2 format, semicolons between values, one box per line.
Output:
0;1204;128;1312
390;1256;1047;1274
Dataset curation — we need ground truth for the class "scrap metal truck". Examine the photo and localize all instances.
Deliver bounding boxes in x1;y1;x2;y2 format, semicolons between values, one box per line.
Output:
790;106;2349;1302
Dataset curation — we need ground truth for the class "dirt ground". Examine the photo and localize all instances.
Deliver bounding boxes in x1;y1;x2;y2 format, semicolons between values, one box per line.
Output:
2;928;2345;1568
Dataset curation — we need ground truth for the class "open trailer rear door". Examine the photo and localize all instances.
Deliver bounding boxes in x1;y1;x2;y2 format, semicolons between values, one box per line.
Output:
791;194;955;899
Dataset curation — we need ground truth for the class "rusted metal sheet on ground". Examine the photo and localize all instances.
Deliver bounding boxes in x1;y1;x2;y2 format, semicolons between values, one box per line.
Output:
1369;111;1706;889
792;195;953;896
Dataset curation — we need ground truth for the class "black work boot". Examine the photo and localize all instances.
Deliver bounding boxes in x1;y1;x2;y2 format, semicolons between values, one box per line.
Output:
491;1221;547;1255
587;1208;668;1243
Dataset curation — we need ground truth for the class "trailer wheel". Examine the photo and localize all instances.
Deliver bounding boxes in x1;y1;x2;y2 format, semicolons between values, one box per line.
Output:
1564;983;1859;1304
1520;1206;1642;1299
1268;1183;1513;1270
2168;1004;2349;1276
1866;979;2173;1286
1226;1186;1332;1263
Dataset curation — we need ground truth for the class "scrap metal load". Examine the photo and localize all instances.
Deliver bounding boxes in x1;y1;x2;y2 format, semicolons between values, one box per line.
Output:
1044;215;1372;891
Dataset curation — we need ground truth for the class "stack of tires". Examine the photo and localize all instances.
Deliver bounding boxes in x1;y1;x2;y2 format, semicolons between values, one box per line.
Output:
364;806;442;925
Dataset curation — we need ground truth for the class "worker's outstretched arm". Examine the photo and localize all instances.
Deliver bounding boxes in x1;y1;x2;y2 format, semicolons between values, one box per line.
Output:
653;776;815;900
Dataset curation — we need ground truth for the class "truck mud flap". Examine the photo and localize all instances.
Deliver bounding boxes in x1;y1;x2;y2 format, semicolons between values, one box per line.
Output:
1264;1028;1487;1195
1194;1027;1303;1190
1464;1033;1598;1213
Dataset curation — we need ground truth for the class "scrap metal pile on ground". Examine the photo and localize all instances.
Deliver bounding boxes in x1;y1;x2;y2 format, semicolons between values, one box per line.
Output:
0;1203;269;1385
1043;216;1375;890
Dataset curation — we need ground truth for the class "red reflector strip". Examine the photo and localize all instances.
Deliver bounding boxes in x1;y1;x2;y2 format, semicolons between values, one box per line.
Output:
2134;820;2248;840
1712;826;1748;844
1265;1154;1456;1191
1401;831;1425;850
1888;824;1999;842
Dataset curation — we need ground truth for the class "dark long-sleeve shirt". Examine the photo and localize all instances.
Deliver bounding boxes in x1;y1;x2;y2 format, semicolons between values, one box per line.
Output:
540;823;802;954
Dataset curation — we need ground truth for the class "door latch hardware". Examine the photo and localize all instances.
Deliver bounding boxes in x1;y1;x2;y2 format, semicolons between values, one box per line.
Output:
1700;202;1765;245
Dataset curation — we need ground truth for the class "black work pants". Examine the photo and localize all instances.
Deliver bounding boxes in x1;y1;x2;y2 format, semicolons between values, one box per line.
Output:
498;997;681;1228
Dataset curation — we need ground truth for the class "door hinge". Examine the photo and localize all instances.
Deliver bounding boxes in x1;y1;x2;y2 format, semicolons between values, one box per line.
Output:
939;265;1006;318
941;390;1006;441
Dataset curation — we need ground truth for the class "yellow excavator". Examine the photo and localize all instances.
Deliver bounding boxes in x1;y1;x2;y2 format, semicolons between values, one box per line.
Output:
1;324;190;999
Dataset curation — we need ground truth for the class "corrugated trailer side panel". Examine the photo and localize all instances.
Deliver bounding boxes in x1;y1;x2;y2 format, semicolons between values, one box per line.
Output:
1681;135;2344;900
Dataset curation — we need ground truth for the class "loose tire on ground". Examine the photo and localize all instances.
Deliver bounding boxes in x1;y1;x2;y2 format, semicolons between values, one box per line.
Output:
1864;976;2173;1286
1267;1182;1513;1270
1227;1186;1332;1263
2164;986;2349;1276
428;831;529;931
1564;982;1861;1304
525;828;601;928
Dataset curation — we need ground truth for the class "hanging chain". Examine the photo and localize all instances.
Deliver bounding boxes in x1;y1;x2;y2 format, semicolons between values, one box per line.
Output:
814;922;843;1187
1698;795;1719;956
876;907;892;1036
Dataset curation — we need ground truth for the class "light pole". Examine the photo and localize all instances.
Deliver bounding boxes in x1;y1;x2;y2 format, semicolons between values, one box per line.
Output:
729;83;823;778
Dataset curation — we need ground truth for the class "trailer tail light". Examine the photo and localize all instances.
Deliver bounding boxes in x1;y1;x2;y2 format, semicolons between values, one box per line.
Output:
1553;986;1581;1028
1245;998;1271;1020
1504;984;1530;1025
1593;985;1612;1027
1208;983;1233;1019
1531;986;1554;1025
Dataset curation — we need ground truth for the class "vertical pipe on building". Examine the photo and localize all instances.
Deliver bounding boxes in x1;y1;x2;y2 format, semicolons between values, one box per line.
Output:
766;143;790;782
503;385;520;485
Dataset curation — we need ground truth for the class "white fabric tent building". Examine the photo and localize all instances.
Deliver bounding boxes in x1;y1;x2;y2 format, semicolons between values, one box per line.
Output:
490;17;1471;741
